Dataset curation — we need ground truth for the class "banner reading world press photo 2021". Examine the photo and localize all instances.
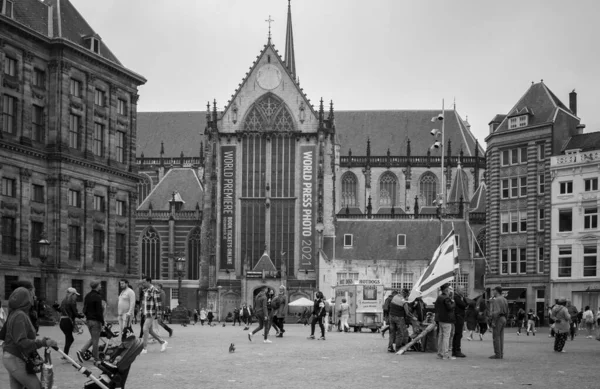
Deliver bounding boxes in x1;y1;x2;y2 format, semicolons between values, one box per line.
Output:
299;145;316;271
220;145;235;270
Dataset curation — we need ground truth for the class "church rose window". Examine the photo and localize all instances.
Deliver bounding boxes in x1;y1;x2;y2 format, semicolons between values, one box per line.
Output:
341;172;358;208
379;171;398;207
141;228;160;280
419;172;438;206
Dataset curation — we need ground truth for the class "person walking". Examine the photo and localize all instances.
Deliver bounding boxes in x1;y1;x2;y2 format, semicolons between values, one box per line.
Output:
241;304;252;330
139;277;168;354
274;285;287;337
465;300;478;341
515;307;526;336
452;286;468;358
582;306;594;338
476;296;489;341
434;283;456;360
58;287;83;359
266;289;279;335
76;280;104;363
307;291;327;340
339;298;350;333
489;286;508;359
526;309;537;336
550;297;571;352
156;284;173;337
118;279;136;338
199;308;207;325
248;286;271;343
0;286;59;389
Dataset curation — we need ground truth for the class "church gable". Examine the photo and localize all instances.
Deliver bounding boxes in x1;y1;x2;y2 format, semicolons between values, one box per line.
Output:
219;44;318;134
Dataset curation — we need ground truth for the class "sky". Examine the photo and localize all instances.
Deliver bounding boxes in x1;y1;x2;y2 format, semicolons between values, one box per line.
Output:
71;0;600;147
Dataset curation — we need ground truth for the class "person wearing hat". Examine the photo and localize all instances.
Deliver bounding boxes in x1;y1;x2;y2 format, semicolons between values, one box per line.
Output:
59;287;84;359
0;286;58;388
550;297;571;352
76;280;105;363
489;286;508;359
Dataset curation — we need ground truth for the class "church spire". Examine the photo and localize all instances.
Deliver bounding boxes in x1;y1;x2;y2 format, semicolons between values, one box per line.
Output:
285;0;296;79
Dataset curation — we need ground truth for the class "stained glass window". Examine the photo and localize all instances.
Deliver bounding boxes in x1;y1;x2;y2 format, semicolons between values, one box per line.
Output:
379;172;397;207
420;172;438;206
141;228;160;280
341;172;358;207
138;173;152;204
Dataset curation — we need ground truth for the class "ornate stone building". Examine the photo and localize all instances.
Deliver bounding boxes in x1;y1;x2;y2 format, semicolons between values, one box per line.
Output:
0;0;145;316
135;2;486;314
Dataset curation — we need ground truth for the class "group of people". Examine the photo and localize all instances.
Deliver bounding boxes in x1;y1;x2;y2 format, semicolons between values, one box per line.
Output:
247;285;288;343
380;289;426;353
514;307;539;336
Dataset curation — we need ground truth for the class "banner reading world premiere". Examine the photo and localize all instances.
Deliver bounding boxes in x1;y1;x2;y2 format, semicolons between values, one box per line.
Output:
300;145;316;270
220;145;236;270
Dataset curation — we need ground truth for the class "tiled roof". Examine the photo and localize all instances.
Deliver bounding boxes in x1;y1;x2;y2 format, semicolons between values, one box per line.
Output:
469;182;486;212
448;165;469;203
492;82;575;134
138;168;203;211
8;1;122;65
137;112;206;157
488;114;506;124
334;109;483;157
563;132;600;152
334;220;470;261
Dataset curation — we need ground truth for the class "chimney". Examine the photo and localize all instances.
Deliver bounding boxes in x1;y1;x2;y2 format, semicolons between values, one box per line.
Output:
569;89;577;116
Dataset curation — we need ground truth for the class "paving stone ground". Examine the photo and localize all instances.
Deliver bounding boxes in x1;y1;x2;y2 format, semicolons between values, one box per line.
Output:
2;323;600;389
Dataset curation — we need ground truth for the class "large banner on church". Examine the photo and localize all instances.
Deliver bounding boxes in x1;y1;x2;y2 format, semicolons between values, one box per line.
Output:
220;146;236;270
299;145;317;270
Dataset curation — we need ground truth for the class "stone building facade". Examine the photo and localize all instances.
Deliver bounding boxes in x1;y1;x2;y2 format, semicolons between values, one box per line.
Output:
0;0;145;317
485;82;584;319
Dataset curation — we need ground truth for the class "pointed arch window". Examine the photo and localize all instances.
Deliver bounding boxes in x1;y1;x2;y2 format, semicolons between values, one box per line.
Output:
242;93;295;132
341;172;358;208
137;173;152;205
475;228;486;257
419;172;438;206
188;227;201;280
141;228;160;280
379;172;398;207
273;109;294;132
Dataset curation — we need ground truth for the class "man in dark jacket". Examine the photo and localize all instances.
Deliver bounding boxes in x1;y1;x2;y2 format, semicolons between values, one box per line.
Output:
307;291;327;340
452;286;469;358
248;286;270;343
434;283;456;360
77;280;104;362
381;292;394;337
388;291;413;352
156;284;173;337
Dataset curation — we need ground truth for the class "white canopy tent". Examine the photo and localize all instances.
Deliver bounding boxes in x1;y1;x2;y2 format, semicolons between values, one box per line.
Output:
288;297;313;307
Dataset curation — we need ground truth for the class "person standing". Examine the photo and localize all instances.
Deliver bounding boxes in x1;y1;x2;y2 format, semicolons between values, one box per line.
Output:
140;277;168;354
434;284;455;359
0;287;59;389
476;295;489;341
207;309;214;326
58;287;83;359
76;280;104;363
200;307;207;325
526;309;537;336
248;286;271;343
582;306;594;338
193;309;199;325
489;286;508;359
381;292;393;338
156;284;173;337
118;279;136;338
266;289;279;335
596;307;600;329
515;307;526;336
550;297;571;352
233;307;241;326
387;291;412;353
241;304;252;330
566;300;578;341
465;300;478;341
274;285;287;337
452;286;468;358
307;291;327;340
339;298;350;333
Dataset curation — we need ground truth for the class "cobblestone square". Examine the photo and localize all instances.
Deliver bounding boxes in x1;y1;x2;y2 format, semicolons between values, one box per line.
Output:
2;323;599;389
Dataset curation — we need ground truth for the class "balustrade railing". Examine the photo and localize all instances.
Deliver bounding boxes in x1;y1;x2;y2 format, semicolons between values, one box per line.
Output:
339;155;485;168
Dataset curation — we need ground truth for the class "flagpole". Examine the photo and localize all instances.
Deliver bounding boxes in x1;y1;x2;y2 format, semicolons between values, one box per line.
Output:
440;99;445;244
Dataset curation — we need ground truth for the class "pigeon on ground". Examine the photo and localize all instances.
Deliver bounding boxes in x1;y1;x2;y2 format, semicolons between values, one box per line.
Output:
229;343;235;353
222;323;226;327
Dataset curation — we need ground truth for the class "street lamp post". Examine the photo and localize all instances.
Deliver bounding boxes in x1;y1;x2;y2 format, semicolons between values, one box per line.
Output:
315;221;324;295
175;255;186;306
217;285;223;322
430;100;446;242
38;231;51;302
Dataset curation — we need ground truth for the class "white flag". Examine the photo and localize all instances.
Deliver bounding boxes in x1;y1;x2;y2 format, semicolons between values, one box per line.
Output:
408;230;459;302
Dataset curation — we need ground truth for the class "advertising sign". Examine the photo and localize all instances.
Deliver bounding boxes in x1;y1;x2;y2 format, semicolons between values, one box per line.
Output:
220;146;236;269
299;145;316;269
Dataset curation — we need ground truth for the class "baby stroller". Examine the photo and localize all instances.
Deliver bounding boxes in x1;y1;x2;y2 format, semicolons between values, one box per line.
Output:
56;328;144;389
82;323;120;361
